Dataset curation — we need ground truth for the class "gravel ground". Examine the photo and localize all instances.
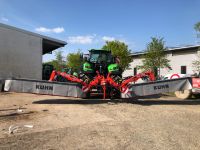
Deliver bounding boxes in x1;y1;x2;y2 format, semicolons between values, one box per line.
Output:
1;92;200;150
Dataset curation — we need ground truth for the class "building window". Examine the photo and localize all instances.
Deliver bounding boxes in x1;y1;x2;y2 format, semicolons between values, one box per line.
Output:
134;67;137;75
181;66;187;74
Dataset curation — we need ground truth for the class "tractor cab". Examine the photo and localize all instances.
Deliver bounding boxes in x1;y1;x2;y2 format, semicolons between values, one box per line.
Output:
82;49;118;75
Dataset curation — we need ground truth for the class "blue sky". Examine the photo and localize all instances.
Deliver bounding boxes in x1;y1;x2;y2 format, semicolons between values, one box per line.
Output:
0;0;200;62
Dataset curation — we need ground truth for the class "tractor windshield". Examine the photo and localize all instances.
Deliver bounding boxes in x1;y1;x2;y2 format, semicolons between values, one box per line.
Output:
90;51;112;63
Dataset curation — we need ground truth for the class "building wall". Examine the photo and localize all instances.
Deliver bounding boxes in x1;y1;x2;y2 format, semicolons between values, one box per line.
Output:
122;57;143;77
123;49;199;77
0;26;42;80
166;50;197;75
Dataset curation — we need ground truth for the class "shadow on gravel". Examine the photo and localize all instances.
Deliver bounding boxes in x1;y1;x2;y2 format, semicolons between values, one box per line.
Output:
131;99;200;106
33;99;113;105
33;97;200;106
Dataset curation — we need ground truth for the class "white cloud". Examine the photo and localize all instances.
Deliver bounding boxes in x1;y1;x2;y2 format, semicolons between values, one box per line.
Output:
102;36;115;41
102;36;128;44
1;17;8;22
67;35;95;44
66;34;130;45
35;27;64;33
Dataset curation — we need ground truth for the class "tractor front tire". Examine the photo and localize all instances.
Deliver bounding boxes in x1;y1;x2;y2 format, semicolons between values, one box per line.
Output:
174;90;192;99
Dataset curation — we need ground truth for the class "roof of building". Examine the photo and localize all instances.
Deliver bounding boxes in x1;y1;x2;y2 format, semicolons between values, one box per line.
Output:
130;45;200;56
0;23;67;54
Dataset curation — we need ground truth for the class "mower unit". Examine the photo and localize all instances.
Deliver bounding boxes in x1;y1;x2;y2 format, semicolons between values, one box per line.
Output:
49;49;156;99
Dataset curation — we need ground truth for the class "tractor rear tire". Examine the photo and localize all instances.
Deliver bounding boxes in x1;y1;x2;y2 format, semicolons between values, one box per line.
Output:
174;90;192;99
83;92;90;99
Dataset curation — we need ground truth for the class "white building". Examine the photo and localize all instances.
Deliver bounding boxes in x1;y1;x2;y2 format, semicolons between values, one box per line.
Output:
123;45;200;77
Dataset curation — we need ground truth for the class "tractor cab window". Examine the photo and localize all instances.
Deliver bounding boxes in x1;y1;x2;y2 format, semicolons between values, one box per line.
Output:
106;54;112;63
97;53;107;62
90;52;112;63
90;53;99;62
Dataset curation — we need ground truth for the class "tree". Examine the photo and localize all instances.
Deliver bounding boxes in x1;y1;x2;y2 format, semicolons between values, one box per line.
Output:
139;37;170;78
43;50;66;71
192;22;200;73
66;51;82;72
192;54;200;73
194;22;200;32
102;40;132;71
194;22;200;40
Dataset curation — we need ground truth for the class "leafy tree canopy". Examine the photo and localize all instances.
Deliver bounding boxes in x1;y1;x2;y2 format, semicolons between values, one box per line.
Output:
194;22;200;32
193;22;200;73
139;37;170;76
102;40;132;71
66;50;82;72
43;50;66;71
192;54;200;73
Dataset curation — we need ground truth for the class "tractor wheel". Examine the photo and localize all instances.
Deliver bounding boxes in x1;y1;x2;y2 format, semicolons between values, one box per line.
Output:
110;87;121;99
174;90;192;99
83;92;90;99
86;92;90;98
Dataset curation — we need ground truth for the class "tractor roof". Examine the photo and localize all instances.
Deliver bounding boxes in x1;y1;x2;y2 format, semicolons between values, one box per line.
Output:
89;49;111;52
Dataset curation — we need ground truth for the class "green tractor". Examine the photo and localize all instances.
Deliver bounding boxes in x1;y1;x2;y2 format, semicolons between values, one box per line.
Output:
79;49;122;98
50;49;122;98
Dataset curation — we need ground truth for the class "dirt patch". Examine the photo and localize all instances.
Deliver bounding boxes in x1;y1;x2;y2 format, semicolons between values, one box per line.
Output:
0;111;36;122
1;92;200;150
